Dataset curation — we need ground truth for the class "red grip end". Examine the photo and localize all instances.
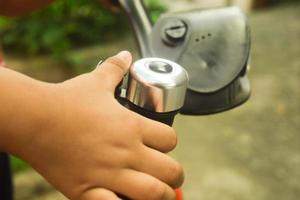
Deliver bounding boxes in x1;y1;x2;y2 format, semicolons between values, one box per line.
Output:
175;188;184;200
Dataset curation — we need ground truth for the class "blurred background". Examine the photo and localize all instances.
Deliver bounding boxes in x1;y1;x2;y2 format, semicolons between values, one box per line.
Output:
0;0;299;199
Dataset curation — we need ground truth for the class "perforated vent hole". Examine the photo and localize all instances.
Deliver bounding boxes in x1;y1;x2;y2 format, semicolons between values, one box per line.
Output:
195;33;212;42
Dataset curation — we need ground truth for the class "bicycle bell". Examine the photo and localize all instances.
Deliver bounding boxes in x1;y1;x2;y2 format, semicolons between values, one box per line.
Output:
126;57;188;125
119;0;251;115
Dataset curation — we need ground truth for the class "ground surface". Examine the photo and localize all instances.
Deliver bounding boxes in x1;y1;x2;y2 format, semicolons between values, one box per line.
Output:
7;3;300;200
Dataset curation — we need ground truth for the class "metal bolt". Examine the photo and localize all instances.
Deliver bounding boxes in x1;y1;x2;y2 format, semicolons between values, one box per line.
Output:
149;61;173;74
163;19;187;43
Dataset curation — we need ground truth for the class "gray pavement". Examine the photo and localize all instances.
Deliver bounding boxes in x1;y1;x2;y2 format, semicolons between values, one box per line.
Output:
173;4;300;200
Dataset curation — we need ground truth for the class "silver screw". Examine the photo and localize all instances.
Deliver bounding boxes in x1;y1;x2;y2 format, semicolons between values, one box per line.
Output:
164;19;187;42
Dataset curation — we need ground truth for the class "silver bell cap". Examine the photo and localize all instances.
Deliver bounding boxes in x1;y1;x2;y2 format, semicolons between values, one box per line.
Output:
126;58;188;113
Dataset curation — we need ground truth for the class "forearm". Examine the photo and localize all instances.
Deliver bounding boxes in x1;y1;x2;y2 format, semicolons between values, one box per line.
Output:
0;67;53;156
0;0;54;17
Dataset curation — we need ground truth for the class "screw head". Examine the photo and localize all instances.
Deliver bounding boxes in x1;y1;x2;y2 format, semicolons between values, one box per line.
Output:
163;19;187;43
149;61;173;74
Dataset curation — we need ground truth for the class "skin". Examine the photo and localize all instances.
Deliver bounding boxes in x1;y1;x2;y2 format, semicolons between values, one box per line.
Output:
0;51;184;200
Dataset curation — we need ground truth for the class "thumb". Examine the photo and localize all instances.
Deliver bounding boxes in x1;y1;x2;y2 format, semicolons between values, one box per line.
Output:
94;51;132;91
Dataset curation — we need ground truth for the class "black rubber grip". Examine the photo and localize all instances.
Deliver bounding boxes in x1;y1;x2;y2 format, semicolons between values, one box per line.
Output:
0;153;13;200
127;101;178;127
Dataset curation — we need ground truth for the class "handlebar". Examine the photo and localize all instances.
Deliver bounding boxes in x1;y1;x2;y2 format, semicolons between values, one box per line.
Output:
118;0;153;56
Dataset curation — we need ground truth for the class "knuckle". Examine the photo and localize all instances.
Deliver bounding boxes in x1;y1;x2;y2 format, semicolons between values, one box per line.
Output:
166;161;184;188
146;181;167;200
121;149;136;168
131;114;146;133
80;190;109;200
126;114;142;133
167;127;177;151
122;114;143;141
105;56;127;73
95;71;110;84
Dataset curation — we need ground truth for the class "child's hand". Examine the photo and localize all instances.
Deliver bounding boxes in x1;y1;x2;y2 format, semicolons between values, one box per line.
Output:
9;51;183;200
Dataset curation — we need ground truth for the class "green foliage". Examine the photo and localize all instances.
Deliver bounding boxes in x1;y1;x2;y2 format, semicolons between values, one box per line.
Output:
10;156;30;173
0;0;123;57
145;0;167;22
0;0;166;59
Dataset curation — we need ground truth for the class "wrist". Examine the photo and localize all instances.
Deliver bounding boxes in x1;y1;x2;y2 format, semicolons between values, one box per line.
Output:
0;68;57;157
13;83;58;158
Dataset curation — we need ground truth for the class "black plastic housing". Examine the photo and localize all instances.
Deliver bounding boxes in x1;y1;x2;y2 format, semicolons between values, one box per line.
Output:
127;101;178;126
0;153;13;200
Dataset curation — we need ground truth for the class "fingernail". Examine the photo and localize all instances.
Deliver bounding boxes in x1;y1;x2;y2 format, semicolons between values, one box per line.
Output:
94;60;103;70
116;51;132;63
97;60;103;66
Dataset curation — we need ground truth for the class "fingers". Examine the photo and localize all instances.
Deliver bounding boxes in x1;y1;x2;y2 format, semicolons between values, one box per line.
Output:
138;116;178;153
94;51;132;91
125;113;183;188
113;169;177;200
134;146;184;189
80;188;121;200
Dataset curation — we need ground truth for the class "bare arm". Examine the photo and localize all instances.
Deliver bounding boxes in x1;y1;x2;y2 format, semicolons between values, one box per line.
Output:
0;66;51;153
